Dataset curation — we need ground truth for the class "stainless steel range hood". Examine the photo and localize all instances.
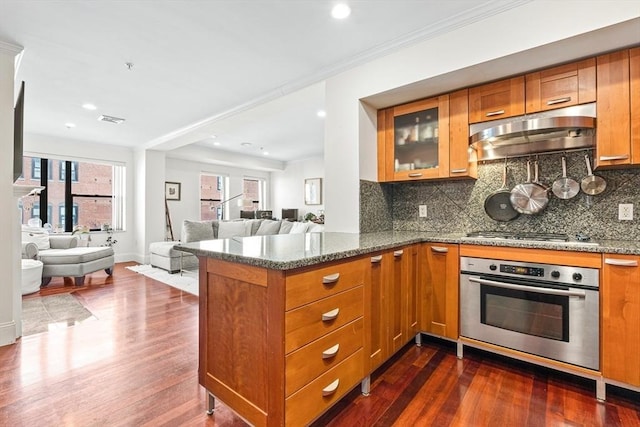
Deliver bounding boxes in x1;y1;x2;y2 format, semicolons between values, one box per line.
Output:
469;103;596;161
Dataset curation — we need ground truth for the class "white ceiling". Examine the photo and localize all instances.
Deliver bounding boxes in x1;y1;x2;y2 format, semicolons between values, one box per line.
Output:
0;0;533;167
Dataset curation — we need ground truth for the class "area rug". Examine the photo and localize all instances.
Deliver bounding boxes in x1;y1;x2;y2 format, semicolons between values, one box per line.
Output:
22;294;96;336
126;264;198;296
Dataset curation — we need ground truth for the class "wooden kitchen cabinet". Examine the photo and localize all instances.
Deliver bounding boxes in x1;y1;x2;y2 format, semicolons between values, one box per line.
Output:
468;76;525;124
525;58;596;113
364;245;419;373
421;243;459;340
199;256;367;427
595;48;640;168
602;254;640;387
377;91;476;182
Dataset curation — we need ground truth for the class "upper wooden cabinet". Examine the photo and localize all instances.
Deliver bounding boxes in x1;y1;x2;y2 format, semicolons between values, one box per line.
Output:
602;254;640;387
595;48;640;169
377;91;477;182
468;77;525;123
525;58;596;113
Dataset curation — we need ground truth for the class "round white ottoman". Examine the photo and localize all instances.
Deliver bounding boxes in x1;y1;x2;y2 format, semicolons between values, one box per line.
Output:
22;259;43;295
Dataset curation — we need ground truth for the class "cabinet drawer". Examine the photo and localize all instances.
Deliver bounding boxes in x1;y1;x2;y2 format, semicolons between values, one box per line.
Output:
286;258;365;310
469;77;525;123
286;318;363;396
285;286;363;353
285;348;364;427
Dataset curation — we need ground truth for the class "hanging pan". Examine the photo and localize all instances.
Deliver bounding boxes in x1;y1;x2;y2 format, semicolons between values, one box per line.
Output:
552;156;580;199
484;159;520;221
580;154;607;195
510;160;549;214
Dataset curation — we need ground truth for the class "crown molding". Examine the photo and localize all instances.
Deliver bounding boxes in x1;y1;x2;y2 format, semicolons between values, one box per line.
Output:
0;40;23;55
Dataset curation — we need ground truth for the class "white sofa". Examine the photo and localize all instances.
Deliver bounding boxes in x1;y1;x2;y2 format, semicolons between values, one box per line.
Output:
22;228;114;287
149;219;323;273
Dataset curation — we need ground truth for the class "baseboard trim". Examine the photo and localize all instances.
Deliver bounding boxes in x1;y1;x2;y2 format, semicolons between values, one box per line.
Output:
0;321;17;347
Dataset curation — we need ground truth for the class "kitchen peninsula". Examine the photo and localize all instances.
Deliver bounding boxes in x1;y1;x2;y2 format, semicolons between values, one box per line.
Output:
177;232;640;426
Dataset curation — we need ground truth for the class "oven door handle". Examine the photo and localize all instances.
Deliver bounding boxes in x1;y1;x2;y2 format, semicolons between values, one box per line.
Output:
468;277;586;298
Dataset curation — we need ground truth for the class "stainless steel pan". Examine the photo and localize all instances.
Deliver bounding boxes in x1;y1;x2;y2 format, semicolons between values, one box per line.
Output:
552;156;579;199
484;159;519;222
510;160;549;214
580;154;607;195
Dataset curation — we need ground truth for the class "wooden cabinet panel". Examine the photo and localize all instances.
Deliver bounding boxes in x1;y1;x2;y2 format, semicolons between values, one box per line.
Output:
449;89;477;179
422;243;459;340
596;49;632;168
389;248;408;353
285;286;363;353
525;58;596;113
630;47;640;165
286;318;363;396
364;252;388;372
286;258;365;310
602;254;640;386
285;349;364;427
405;245;420;338
468;77;525;123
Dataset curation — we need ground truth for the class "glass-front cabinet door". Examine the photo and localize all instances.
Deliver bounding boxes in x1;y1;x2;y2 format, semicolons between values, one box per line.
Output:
380;95;450;181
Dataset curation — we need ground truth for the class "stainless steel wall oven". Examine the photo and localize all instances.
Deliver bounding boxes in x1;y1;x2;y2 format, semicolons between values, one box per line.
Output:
460;256;600;370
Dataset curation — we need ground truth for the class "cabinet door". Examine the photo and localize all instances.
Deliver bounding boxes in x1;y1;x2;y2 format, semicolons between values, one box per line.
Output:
525;58;596;113
449;89;477;179
468;77;525;123
389;96;450;181
602;255;640;386
365;253;388;372
596;50;631;168
405;245;420;338
422;243;459;340
631;47;640;165
389;248;408;353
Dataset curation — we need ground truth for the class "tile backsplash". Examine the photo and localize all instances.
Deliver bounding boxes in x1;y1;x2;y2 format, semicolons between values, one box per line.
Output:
361;150;640;241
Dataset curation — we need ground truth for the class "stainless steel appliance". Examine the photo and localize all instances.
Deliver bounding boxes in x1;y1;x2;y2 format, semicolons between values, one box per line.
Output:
460;254;600;370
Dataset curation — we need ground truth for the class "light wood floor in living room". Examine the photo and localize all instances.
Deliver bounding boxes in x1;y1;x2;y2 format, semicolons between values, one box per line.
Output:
1;262;638;426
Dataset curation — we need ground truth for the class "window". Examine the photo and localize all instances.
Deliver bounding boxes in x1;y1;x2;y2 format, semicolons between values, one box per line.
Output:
59;160;78;181
200;173;226;220
21;156;125;232
242;178;265;211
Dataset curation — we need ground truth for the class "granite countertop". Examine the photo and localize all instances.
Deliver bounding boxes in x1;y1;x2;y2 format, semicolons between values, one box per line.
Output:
175;231;640;270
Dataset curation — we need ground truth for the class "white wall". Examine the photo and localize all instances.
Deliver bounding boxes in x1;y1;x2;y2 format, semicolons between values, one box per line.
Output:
165;157;271;241
1;40;22;346
271;156;325;221
324;1;640;232
24;134;137;263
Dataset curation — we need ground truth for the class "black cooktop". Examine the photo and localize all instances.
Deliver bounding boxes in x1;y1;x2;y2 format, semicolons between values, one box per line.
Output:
466;231;570;242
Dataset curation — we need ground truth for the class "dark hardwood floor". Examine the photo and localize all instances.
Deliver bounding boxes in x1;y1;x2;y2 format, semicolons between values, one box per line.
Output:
1;262;638;426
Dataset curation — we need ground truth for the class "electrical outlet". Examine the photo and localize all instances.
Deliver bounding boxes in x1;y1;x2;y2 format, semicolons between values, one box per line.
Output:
618;203;634;221
419;205;427;218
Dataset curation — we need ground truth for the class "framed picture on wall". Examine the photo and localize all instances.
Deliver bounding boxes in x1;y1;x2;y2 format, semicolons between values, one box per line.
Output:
165;181;181;201
304;178;322;205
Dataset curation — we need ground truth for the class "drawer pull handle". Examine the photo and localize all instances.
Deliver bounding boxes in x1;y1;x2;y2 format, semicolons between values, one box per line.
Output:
450;168;467;173
599;155;629;161
393;250;404;257
322;308;340;321
431;246;449;253
547;97;571;105
486;109;505;117
408;172;423;178
322;273;340;284
370;255;383;263
605;258;638;267
322;379;340;396
322;344;340;359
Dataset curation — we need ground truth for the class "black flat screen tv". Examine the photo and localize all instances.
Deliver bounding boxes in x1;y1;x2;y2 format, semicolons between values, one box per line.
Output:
13;81;24;182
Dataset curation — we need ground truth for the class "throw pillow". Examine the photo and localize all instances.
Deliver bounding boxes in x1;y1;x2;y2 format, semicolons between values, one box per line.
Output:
307;223;324;233
278;220;294;234
289;221;309;234
182;220;215;243
21;227;50;250
218;221;251;239
256;220;281;236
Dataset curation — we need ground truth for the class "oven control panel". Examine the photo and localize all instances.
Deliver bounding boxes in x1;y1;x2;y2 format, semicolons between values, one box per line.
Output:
500;264;544;277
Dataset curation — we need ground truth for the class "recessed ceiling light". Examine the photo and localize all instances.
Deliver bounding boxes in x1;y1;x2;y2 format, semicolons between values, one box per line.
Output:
241;142;252;147
210;134;217;139
331;3;351;19
213;141;221;146
263;151;269;156
65;123;76;128
82;103;97;110
317;110;326;118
